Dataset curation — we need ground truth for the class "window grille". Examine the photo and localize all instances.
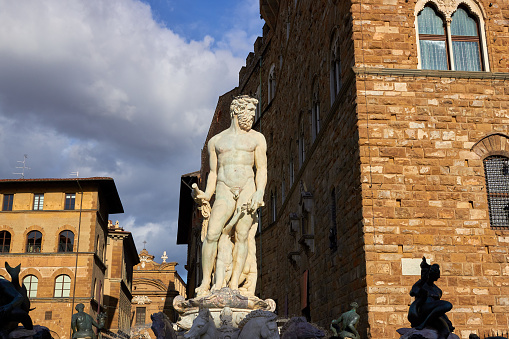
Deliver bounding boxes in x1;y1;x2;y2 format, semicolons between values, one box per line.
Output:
484;156;509;229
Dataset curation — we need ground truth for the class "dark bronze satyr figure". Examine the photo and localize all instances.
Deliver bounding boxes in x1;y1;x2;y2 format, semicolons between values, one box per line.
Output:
331;302;360;339
0;263;33;337
71;303;105;339
408;257;454;338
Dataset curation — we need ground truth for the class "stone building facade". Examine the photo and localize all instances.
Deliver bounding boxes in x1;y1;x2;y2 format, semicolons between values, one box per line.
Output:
130;249;186;339
0;178;138;339
181;0;509;338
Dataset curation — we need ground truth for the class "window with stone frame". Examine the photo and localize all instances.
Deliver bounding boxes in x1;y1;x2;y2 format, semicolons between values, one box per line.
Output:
271;190;277;223
64;193;76;210
0;230;11;253
136;307;146;325
282;179;286;204
416;1;488;71
268;64;276;103
23;275;38;298
330;29;341;106
289;141;295;186
26;230;42;253
54;274;71;297
255;84;261;121
329;187;338;251
311;82;321;143
33;193;44;210
58;230;74;252
298;118;306;168
2;194;13;211
484;155;509;229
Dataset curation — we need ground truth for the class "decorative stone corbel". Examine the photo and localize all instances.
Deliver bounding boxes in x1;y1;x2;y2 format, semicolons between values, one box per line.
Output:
289;213;299;233
299;234;315;253
287;251;301;265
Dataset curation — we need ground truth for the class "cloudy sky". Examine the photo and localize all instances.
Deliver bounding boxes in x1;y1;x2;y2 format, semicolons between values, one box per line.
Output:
0;0;263;279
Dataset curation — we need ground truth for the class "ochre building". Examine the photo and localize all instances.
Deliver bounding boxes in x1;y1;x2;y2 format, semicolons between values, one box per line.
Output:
0;178;139;339
130;249;186;339
179;0;509;338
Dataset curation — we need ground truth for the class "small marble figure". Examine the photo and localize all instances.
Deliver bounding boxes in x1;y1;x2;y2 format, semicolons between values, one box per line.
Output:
331;302;360;339
192;95;267;297
71;303;105;339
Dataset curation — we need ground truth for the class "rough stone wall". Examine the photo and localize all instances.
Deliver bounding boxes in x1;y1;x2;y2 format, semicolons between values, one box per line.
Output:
358;72;509;338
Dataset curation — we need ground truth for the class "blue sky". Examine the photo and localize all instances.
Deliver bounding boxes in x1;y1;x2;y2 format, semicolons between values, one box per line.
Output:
0;0;264;280
142;0;260;44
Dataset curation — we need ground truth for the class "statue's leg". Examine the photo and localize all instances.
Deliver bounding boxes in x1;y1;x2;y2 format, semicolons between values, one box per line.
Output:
11;309;33;330
196;187;235;296
415;301;452;331
229;183;255;290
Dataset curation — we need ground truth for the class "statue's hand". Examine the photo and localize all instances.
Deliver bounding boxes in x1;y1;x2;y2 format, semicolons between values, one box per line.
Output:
248;190;264;213
192;187;210;204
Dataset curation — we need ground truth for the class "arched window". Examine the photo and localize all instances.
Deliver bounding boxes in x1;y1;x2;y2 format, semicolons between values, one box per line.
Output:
54;274;71;297
58;230;74;252
417;5;448;70
282;179;286;204
255;85;261;121
23;275;38;298
416;2;486;71
26;231;42;253
289;154;295;186
0;231;11;253
271;190;277;223
268;64;276;103
451;7;482;71
311;83;320;142
298;118;306;168
329;188;338;251
330;31;341;105
484;156;509;229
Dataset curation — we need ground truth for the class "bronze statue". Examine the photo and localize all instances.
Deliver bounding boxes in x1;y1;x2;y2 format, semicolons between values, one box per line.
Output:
331;302;360;339
0;263;33;337
408;257;454;337
71;303;105;339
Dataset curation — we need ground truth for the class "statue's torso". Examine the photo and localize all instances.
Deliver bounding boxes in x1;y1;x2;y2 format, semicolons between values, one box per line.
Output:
215;131;258;188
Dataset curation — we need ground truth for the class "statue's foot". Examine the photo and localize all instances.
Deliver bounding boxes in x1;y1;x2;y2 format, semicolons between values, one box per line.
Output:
195;284;210;297
415;324;425;331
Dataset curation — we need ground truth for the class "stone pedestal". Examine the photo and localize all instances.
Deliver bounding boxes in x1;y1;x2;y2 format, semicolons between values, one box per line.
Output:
397;327;460;339
173;288;276;330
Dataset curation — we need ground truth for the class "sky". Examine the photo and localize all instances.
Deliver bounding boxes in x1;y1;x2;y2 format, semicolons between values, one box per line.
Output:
0;0;264;280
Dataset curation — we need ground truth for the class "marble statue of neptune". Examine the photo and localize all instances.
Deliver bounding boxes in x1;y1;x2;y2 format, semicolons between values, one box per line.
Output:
192;95;267;297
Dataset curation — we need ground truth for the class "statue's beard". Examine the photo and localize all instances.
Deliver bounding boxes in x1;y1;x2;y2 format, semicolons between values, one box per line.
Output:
238;113;253;131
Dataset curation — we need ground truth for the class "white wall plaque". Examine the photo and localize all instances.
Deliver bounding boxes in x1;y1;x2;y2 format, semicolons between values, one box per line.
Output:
401;258;431;276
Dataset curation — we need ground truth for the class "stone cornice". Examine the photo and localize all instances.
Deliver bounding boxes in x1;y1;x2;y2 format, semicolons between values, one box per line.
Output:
353;67;509;80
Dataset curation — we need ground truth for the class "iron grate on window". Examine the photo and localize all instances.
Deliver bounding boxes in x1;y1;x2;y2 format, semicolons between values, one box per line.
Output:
484;156;509;229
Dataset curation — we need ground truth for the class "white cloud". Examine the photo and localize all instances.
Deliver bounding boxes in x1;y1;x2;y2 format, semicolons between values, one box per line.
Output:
0;0;262;279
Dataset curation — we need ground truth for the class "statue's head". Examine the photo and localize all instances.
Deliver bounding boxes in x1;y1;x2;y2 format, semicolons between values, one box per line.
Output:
230;95;258;131
350;301;358;309
75;303;85;312
428;264;440;282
